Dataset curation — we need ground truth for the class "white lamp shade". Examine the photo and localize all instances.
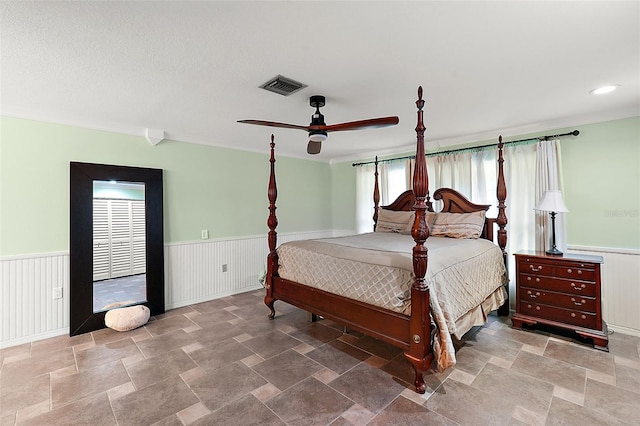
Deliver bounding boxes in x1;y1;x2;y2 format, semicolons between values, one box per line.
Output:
534;190;569;213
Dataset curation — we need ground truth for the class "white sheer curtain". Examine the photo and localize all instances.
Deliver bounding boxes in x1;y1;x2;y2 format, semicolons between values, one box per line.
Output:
354;140;566;310
534;139;566;253
502;142;537;305
355;163;377;234
405;158;414;190
355;161;410;234
426;150;496;214
384;161;408;204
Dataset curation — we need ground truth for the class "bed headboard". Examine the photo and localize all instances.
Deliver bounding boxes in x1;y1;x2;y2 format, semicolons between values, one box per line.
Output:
380;187;491;214
372;133;506;247
378;187;498;241
380;189;420;212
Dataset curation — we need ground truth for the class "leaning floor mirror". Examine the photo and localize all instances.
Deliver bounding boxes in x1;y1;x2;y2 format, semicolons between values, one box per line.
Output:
70;162;165;336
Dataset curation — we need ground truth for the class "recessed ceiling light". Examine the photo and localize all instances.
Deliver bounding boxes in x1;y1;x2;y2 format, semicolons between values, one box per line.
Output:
590;85;619;95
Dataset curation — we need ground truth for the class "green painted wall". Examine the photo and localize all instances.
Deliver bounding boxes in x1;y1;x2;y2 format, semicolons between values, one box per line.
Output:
0;117;332;256
561;117;639;249
330;116;640;250
1;115;637;257
330;161;357;231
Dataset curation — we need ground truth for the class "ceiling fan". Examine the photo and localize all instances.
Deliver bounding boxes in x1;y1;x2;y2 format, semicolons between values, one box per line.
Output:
238;95;399;154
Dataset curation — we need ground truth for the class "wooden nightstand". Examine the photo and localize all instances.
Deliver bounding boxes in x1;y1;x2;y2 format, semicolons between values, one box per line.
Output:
512;250;609;351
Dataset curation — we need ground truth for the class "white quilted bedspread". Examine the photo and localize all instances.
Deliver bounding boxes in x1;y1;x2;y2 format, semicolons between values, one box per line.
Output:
276;232;507;370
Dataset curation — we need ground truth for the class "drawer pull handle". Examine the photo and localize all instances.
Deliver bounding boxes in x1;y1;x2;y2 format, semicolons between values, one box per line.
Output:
567;268;572;274
578;270;582;275
571;297;586;306
571;313;576;318
527;291;541;299
582;315;586;320
570;283;586;291
535;306;540;310
536;278;540;282
530;265;543;272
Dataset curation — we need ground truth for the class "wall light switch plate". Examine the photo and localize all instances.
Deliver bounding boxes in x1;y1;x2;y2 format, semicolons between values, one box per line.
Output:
201;229;209;239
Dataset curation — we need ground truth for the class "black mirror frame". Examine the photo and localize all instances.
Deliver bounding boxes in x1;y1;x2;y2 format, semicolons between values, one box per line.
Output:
70;162;165;336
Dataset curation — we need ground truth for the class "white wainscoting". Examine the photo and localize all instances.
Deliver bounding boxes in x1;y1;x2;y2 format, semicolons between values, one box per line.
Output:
0;229;350;348
0;252;70;347
4;236;635;348
163;229;345;309
568;246;640;337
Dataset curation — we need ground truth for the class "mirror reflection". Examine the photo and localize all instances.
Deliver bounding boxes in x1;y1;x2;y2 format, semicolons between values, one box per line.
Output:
92;180;147;312
70;161;164;336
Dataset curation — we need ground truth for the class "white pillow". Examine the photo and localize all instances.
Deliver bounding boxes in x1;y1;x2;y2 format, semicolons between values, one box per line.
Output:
430;211;486;239
404;211;437;234
105;305;150;332
376;209;413;234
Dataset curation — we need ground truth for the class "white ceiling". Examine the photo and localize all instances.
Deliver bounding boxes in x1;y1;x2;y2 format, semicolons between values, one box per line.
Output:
2;1;638;163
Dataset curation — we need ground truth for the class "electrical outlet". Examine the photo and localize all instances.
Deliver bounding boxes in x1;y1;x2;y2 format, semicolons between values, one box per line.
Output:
222;264;228;272
53;287;63;299
201;229;209;239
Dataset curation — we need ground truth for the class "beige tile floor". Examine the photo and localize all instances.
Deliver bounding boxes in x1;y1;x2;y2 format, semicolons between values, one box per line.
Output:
1;289;639;425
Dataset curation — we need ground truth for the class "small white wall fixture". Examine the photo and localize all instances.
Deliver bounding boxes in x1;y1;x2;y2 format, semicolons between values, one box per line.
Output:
145;128;165;145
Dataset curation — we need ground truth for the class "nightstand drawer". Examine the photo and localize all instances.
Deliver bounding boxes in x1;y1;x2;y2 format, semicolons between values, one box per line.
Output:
556;265;596;281
517;260;552;276
519;273;596;297
520;286;597;312
519;302;597;329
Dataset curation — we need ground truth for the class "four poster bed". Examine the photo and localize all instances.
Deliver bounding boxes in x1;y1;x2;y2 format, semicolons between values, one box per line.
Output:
264;87;509;393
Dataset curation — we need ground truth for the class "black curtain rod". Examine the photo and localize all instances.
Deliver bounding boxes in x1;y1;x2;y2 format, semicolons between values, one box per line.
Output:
352;130;580;167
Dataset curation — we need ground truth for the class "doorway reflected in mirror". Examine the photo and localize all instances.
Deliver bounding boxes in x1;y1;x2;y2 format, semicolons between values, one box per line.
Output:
93;180;147;312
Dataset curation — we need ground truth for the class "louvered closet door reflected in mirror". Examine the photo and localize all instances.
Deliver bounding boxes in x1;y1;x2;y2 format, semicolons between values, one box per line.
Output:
92;181;147;312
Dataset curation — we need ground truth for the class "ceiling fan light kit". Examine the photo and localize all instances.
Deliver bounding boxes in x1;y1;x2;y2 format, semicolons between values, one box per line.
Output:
308;131;328;142
238;95;399;155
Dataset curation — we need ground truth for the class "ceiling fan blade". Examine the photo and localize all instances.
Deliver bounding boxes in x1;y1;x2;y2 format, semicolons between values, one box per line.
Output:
237;120;310;131
322;116;399;132
307;140;322;155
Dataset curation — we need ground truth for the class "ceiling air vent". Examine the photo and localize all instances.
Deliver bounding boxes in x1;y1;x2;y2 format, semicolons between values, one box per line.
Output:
260;75;307;96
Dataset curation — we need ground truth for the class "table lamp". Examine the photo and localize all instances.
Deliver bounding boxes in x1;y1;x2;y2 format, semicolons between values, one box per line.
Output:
534;190;568;255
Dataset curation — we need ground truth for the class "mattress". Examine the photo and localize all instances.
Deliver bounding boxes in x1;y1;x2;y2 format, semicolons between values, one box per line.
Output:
276;232;508;370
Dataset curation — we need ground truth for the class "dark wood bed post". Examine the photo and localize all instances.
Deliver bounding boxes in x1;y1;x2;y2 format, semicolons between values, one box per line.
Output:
265;134;278;319
405;86;434;394
373;156;380;230
496;136;510;316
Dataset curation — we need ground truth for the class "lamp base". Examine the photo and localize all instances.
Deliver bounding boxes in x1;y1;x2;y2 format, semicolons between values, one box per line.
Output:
545;247;564;256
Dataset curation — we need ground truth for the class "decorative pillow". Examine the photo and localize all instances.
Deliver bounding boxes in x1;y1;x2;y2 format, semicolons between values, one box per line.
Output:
404;211;437;234
105;304;150;332
430;211;486;239
376;209;413;234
